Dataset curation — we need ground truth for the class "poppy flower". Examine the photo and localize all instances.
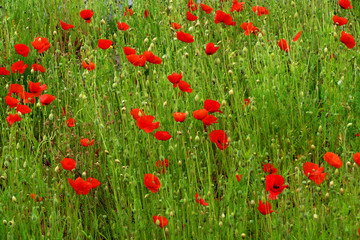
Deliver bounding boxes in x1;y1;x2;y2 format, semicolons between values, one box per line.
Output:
124;7;133;17
241;22;260;36
60;20;74;30
202;114;218;126
200;3;213;14
214;10;236;26
339;0;352;9
153;216;168;228
31;63;46;73
98;39;113;50
156;158;169;174
6;113;21;127
83;60;95;71
23;92;35;104
188;0;197;11
66;118;76;127
176;31;194;43
205;43;219;55
293;31;302;42
5;96;19;108
144;174;161;193
123;47;136;56
204;99;223;113
193;109;209;120
8;84;25;98
117;22;129;31
80;10;94;23
144;10;149;18
195;193;209;206
258;200;274;215
236;174;243;182
39;94;55;106
11;61;28;74
278;39;290;52
61;158;76;171
263;163;278;174
130;108;146;120
244;98;250;105
340;31;356;49
252;6;269;16
16;105;31;115
68;177;100;195
209;130;229;150
333;15;348;26
144;51;162;64
171;22;182;29
231;0;245;12
29;81;47;97
80;138;95;147
353;153;360;166
31;193;42;202
265;174;289;200
31;37;51;53
126;54;146;67
14;44;30;57
173;112;186;122
178;80;193;93
136;115;160;133
167;72;183;88
324;152;343;168
154;131;172;141
303;162;326;185
0;67;10;75
187;11;198;21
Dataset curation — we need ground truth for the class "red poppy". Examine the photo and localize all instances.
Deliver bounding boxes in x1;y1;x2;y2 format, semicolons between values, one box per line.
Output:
60;20;74;30
205;43;219;55
0;67;10;75
241;22;260;36
178;80;193;93
231;0;245;12
339;0;352;9
144;174;161;193
123;47;136;56
293;31;302;42
6;113;21;127
176;31;194;43
11;61;28;74
193;109;209;120
153;216;168;228
14;44;30;57
171;22;182;29
252;6;269;16
265;174;289;200
187;11;198;21
61;158;76;171
80;138;95;147
188;0;198;11
195;193;209;206
124;7;133;17
278;39;290;52
154;131;172;141
39;94;55;106
167;72;183;88
202;114;218;126
258;200;274;215
8;84;25;98
144;10;149;18
80;10;94;23
130;108;146;120
68;177;100;195
200;3;213;14
117;22;129;31
214;10;236;26
324;152;342;168
31;37;51;53
126;54;146;67
356;133;359;137
262;163;278;174
353;153;360;166
83;60;95;71
144;51;162;64
333;15;348;26
173;112;186;122
156;158;169;174
136;115;160;133
66;118;76;127
244;98;250;105
98;39;113;50
340;31;356;49
303;162;326;185
204;99;223;113
16;105;31;115
29;81;47;97
23;92;35;104
209;130;229;150
236;174;243;182
31;63;46;73
31;193;42;202
5;96;19;108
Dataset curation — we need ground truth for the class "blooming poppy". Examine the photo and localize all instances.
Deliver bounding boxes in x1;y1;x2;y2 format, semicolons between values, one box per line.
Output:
5;96;19;108
178;80;193;93
156;158;169;174
126;54;146;67
60;20;74;30
124;7;133;17
144;10;149;18
188;0;197;11
252;6;269;16
117;22;129;31
31;63;46;73
171;22;182;29
123;47;136;56
241;22;260;36
353;153;360;166
39;94;55;106
176;31;194;43
83;60;95;71
323;152;342;168
214;10;236;26
231;0;245;12
153;216;168;228
293;31;302;42
339;0;352;9
6;113;21;127
200;3;213;14
16;105;31;115
236;174;243;182
80;10;94;23
244;98;250;105
136;115;160;133
144;174;161;193
66;118;76;127
303;162;326;185
29;81;47;97
205;43;219;55
144;51;162;64
195;193;209;206
193;109;209;120
80;138;95;147
204;99;223;113
31;37;51;53
0;67;10;75
14;44;29;57
23;92;35;104
340;31;356;49
209;130;229;150
173;112;186;122
278;39;290;52
333;15;348;26
258;200;274;215
130;108;146;120
167;72;182;88
202;114;218;126
31;193;42;202
61;158;76;171
68;177;100;195
154;131;172;141
98;39;113;50
11;61;28;74
265;174;289;200
187;11;198;21
8;84;25;98
263;163;278;174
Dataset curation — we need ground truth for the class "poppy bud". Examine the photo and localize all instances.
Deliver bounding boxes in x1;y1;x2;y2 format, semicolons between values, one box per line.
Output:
163;101;167;107
291;1;296;6
256;79;261;83
229;89;234;95
221;100;226;106
82;171;86;177
185;52;189;58
228;70;233;76
241;233;246;238
150;43;154;49
49;113;54;120
347;123;352;127
334;32;337;38
294;12;298;18
242;47;248;53
170;211;174;217
153;69;157;75
330;181;334;187
23;161;27;168
311;144;315;150
340;188;344;194
144;38;149;44
215;58;220;65
325;192;329;199
53;31;57;35
165;228;169;233
219;221;223;227
313;214;318;219
113;33;117;38
335;169;339;175
194;95;199;101
3;220;7;225
346;161;351;167
178;161;182;166
12;196;17;202
31;68;34;74
8;221;14;227
195;135;200;142
250;200;255;206
101;19;105;25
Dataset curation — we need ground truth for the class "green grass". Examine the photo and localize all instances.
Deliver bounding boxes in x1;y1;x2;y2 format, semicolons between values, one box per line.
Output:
0;0;360;239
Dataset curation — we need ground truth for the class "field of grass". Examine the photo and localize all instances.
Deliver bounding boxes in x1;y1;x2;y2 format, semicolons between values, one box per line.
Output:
0;0;359;239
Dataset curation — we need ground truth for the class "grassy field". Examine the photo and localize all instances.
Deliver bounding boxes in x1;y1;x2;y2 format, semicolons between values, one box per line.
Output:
0;0;359;239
